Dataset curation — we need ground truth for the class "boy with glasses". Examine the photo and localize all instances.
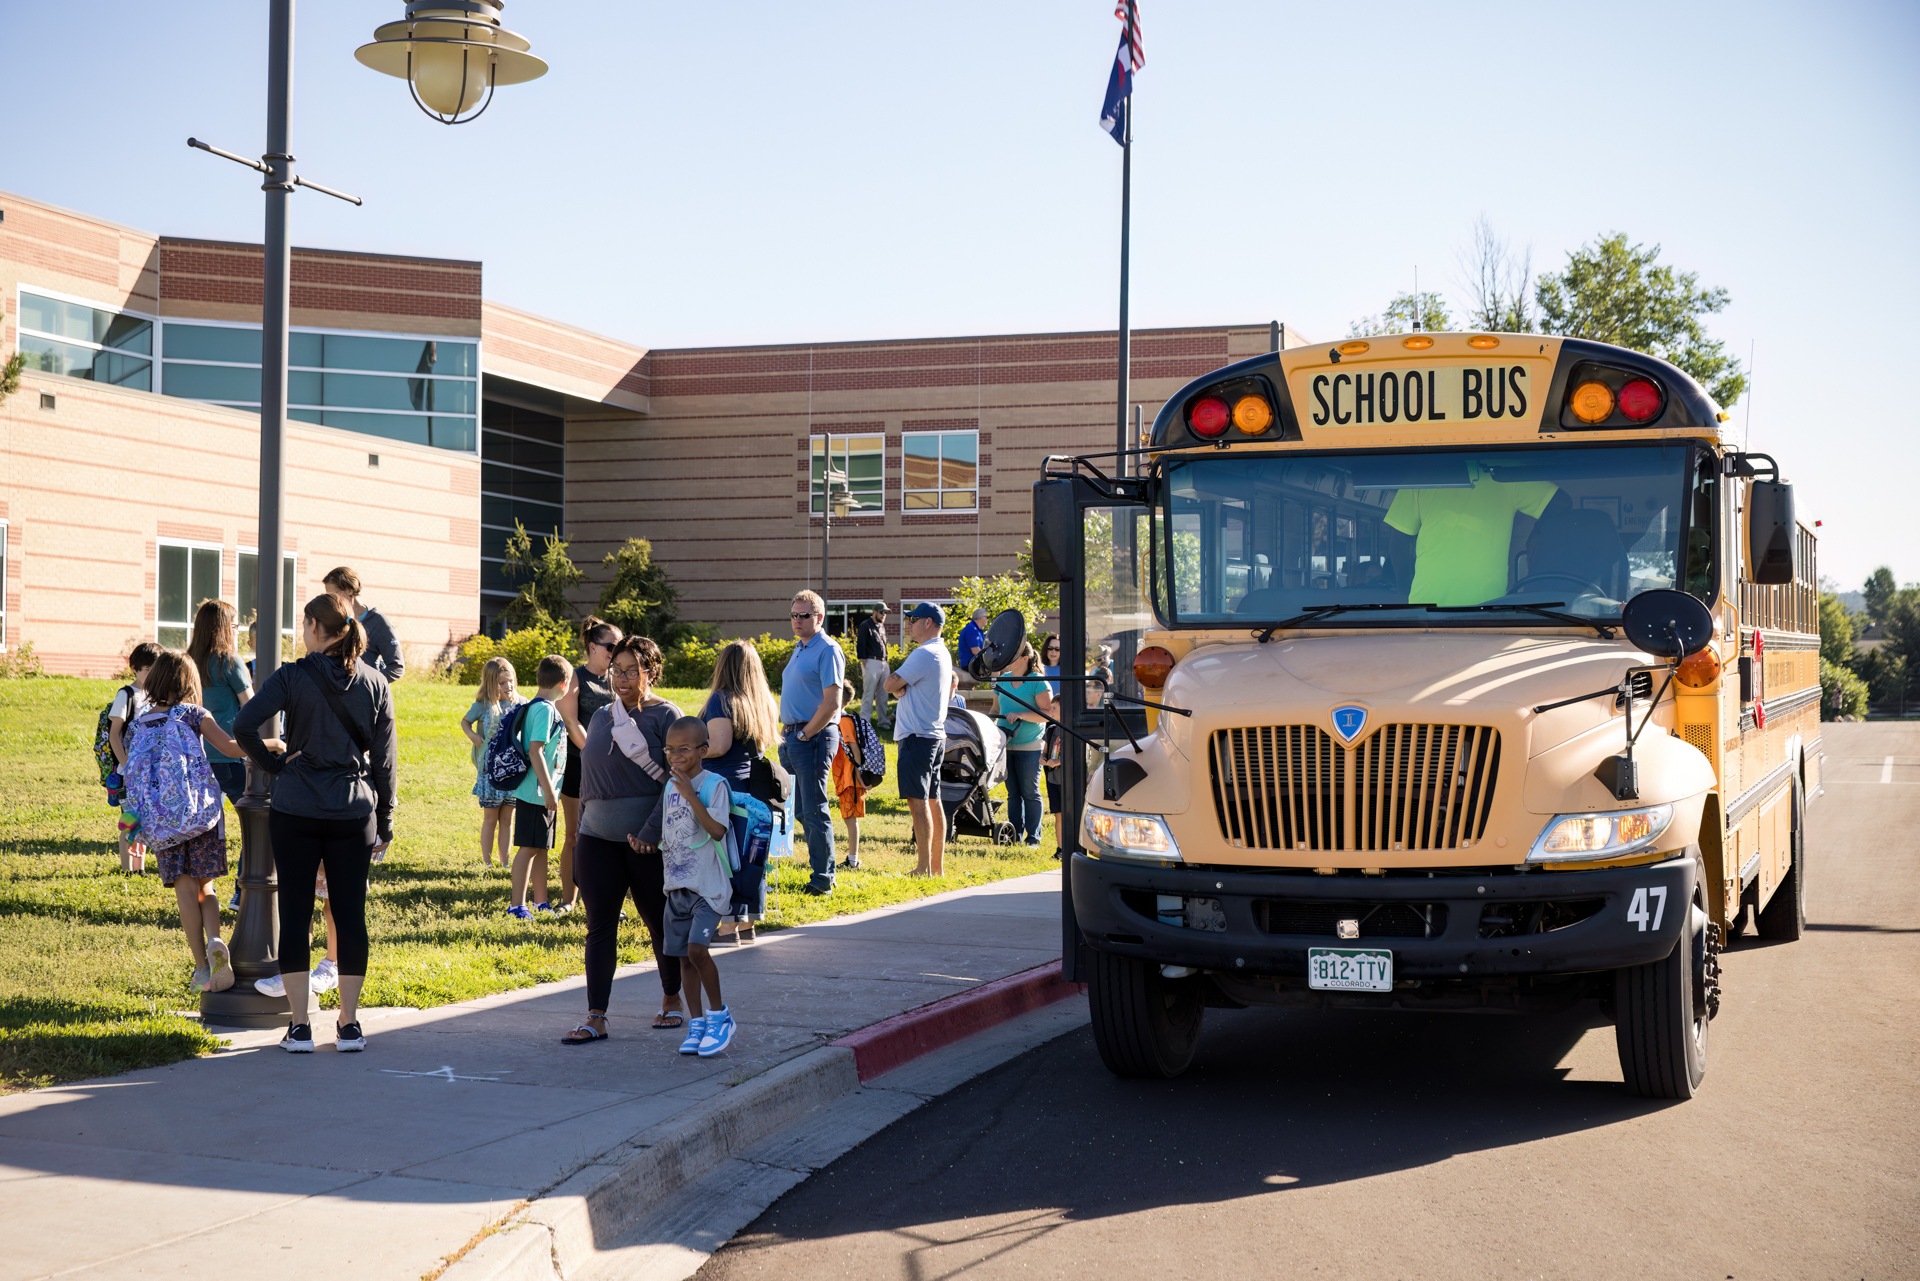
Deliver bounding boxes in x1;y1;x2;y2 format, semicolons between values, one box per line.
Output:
653;716;737;1057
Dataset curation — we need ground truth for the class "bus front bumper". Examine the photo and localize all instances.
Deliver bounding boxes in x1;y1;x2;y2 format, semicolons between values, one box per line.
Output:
1070;852;1696;979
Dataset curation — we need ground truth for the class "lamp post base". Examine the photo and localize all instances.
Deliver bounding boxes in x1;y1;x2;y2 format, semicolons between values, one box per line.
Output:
200;987;291;1029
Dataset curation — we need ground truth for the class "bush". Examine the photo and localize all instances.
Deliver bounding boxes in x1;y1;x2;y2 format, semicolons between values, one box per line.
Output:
657;632;888;695
456;623;580;686
1820;657;1868;721
0;641;46;680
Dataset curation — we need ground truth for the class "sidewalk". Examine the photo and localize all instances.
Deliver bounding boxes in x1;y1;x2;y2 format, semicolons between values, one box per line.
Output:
0;871;1078;1281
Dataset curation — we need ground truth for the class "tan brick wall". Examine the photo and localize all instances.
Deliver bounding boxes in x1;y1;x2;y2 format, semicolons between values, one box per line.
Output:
565;324;1283;636
0;375;480;676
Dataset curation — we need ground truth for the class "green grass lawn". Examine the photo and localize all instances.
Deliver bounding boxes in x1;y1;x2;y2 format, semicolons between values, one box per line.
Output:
0;677;1053;1093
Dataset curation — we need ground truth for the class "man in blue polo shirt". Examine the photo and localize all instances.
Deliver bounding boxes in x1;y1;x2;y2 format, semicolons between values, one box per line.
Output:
956;609;990;685
779;590;846;895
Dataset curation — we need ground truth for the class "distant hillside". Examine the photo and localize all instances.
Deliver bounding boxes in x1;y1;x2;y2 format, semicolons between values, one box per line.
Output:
1834;590;1866;613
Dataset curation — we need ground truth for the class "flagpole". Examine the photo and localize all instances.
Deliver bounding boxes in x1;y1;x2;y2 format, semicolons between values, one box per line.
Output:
1115;95;1131;478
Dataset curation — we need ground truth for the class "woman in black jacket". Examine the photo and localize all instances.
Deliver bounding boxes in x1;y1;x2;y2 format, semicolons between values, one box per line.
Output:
234;594;398;1055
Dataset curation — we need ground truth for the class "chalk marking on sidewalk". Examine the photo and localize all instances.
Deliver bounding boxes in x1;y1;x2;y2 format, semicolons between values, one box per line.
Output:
1884;755;1895;783
381;1065;513;1082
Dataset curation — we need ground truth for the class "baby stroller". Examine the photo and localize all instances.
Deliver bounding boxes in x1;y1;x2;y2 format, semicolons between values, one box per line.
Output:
939;705;1017;844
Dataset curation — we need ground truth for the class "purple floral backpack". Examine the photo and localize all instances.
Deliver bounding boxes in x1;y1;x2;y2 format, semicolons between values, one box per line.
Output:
122;707;223;849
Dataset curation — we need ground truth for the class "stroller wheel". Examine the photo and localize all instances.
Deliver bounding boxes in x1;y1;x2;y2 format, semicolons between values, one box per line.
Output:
995;822;1018;846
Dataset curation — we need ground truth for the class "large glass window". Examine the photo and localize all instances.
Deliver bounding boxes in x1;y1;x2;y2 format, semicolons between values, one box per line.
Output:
0;522;8;650
902;431;977;510
159;323;478;454
17;290;153;392
810;435;884;515
480;400;565;628
1158;444;1707;627
236;551;298;638
157;542;222;649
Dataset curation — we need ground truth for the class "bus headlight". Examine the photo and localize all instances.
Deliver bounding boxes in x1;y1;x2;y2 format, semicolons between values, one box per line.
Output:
1084;806;1183;864
1527;804;1674;863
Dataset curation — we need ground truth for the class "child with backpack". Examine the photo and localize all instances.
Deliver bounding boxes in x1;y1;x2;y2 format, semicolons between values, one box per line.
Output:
122;651;257;993
832;681;874;871
99;641;162;873
634;716;739;1057
501;655;570;919
460;656;524;869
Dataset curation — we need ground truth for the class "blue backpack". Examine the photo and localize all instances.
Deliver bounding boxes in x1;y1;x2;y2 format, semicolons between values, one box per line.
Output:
729;790;774;868
122;707;224;849
482;698;549;792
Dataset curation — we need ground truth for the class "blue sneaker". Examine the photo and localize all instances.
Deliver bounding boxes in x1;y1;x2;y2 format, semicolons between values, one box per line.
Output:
679;1017;707;1055
534;901;556;915
507;905;534;921
697;1008;735;1057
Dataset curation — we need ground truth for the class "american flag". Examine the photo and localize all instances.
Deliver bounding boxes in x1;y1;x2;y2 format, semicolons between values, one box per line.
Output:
1100;1;1143;145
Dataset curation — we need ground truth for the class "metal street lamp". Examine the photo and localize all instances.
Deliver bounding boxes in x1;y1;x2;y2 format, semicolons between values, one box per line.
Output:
821;469;863;636
355;2;548;125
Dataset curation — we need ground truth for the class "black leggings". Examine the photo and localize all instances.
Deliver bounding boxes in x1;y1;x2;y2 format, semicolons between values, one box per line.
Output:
576;832;681;1010
271;810;375;977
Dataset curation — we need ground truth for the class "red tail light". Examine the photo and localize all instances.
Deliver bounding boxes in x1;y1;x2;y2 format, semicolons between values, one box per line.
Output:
1189;397;1230;437
1618;378;1662;423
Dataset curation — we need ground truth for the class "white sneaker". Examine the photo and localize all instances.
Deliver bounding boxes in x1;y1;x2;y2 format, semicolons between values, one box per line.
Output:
310;959;339;994
255;973;287;998
206;939;235;992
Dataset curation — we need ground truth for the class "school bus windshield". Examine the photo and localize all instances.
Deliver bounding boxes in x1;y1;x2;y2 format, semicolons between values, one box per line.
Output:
1157;443;1715;626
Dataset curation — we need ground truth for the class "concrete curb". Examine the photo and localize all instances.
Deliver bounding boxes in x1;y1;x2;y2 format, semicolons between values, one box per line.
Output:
830;960;1086;1080
442;961;1080;1281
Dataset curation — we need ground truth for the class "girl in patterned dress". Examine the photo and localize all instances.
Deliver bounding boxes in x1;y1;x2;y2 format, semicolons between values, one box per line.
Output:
130;650;262;994
461;657;525;868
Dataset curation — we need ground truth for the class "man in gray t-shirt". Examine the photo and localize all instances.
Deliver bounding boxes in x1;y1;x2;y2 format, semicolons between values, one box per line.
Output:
885;603;952;876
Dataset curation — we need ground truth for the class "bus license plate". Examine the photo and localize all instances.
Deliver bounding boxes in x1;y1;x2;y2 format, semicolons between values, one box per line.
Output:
1308;947;1393;992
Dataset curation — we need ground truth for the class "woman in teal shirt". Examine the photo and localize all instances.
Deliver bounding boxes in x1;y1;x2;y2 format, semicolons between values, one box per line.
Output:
188;599;253;803
994;642;1055;847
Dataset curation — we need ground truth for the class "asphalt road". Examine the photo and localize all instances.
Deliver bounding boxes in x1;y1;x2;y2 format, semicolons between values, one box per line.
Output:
699;722;1919;1281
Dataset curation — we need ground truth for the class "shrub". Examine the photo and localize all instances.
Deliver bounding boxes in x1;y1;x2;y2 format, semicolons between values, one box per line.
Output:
456;623;580;686
657;632;884;695
1819;657;1868;721
0;641;46;680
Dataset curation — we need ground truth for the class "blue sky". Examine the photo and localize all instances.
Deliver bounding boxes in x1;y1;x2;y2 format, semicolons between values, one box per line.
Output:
8;1;1917;586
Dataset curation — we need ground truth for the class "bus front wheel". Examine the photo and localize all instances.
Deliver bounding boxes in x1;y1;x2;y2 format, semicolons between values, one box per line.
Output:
1086;948;1204;1078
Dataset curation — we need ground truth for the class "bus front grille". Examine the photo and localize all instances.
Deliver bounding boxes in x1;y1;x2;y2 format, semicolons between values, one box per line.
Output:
1207;724;1501;853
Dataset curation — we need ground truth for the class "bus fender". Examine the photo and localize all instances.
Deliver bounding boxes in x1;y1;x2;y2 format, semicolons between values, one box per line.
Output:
1523;720;1717;815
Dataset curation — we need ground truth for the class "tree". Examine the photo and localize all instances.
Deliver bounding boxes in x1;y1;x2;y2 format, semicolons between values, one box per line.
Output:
1535;232;1747;407
498;520;583;631
1863;566;1900;627
1820;658;1868;721
596;537;706;648
1818;591;1858;669
1455;215;1536;333
1349;291;1451;339
0;351;22;408
946;573;1056;654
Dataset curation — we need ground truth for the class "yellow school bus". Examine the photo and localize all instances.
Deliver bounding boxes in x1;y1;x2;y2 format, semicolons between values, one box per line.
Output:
1030;331;1818;1098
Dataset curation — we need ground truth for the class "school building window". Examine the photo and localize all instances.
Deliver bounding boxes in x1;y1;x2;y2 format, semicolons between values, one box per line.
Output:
16;289;153;392
480;399;565;629
901;430;977;510
0;521;8;649
824;599;886;639
810;434;884;515
159;323;479;453
236;551;298;638
156;541;222;649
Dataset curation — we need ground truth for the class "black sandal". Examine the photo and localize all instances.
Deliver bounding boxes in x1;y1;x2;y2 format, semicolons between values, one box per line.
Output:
561;1017;608;1044
652;1005;685;1030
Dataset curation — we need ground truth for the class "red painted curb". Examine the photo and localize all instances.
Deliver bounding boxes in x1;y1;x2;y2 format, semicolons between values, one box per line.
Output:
830;960;1086;1082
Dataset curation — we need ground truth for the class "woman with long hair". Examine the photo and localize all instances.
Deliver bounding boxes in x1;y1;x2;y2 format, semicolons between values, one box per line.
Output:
234;594;397;1054
702;640;781;938
555;615;623;914
186;598;253;807
561;636;684;1043
993;641;1055;847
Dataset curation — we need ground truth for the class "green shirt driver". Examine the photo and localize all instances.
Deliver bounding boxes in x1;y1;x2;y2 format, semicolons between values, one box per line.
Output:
1384;464;1558;606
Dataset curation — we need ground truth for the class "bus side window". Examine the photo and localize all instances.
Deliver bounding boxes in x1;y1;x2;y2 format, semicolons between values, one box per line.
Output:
1686;452;1716;600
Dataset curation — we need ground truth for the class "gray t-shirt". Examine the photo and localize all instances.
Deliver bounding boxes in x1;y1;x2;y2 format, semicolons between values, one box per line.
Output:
892;639;952;739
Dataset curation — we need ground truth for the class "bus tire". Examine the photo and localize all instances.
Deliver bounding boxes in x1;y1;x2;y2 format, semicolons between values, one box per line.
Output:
1755;777;1807;942
1613;894;1709;1099
1086;947;1203;1078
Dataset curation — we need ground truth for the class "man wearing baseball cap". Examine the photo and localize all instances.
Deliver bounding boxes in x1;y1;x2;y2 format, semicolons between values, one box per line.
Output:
885;603;952;877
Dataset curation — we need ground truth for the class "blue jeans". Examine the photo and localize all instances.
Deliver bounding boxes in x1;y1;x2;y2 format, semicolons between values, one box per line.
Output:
1006;747;1044;843
780;727;838;891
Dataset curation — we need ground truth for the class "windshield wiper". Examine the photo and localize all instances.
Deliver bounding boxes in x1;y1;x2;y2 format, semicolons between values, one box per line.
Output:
1255;600;1616;642
1427;601;1616;639
1256;602;1438;642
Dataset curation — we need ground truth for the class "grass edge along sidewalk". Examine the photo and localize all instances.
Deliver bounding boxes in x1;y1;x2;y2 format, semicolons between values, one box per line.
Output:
438;960;1087;1281
0;677;1054;1093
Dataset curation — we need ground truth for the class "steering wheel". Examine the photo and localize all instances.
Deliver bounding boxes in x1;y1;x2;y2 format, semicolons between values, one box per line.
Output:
1513;571;1608;601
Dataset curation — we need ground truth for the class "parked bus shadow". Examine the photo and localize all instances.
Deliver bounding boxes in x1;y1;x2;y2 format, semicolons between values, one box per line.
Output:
723;1003;1657;1263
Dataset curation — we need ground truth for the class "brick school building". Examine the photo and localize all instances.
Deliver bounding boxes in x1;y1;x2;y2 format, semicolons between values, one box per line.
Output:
0;186;1296;673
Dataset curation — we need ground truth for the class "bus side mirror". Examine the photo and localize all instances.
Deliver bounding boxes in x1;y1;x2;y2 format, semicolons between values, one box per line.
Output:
1031;479;1079;583
1747;481;1796;584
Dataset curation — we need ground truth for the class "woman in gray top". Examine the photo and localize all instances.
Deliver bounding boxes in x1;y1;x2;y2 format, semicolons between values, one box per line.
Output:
234;593;397;1055
556;615;621;914
560;636;684;1044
